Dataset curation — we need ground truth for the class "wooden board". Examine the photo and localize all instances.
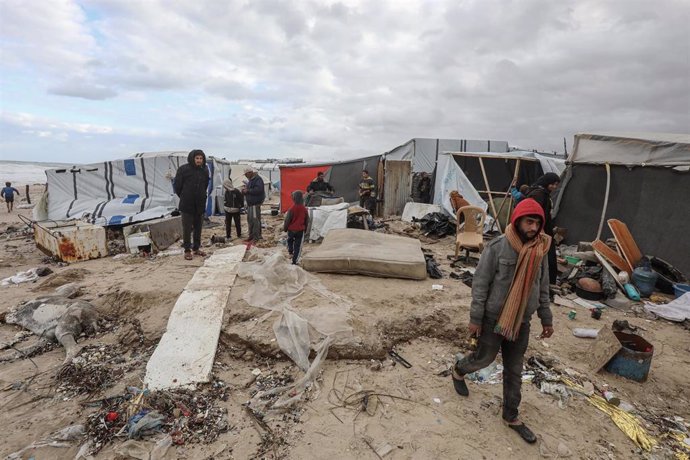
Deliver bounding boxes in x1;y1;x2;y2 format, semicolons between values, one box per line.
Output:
608;219;642;268
586;326;621;372
592;239;633;275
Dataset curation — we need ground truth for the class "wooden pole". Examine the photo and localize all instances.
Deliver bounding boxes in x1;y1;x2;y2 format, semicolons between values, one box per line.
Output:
25;184;31;204
478;157;502;234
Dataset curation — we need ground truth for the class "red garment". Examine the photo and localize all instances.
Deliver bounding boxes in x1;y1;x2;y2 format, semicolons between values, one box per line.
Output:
511;198;545;232
286;204;308;231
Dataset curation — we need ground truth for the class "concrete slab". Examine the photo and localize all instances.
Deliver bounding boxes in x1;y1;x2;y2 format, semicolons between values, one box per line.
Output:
144;245;245;390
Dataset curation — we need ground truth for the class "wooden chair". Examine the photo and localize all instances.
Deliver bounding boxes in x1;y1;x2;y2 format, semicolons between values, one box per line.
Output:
455;206;486;261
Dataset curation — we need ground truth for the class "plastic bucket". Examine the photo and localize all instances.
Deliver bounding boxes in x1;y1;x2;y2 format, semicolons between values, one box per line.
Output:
673;283;690;298
605;332;653;382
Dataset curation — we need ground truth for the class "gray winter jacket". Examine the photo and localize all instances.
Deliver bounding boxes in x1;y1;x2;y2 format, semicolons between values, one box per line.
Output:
469;235;552;327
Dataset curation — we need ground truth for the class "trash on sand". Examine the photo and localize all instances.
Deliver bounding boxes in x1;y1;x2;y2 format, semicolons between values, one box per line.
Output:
156;247;185;257
572;328;599;339
251;368;262;376
431;284;444;291
624;283;641;301
562;377;656;451
237;251;352;411
433;397;441;404
151;435;173;460
644;292;690;322
603;391;621;406
5;287;99;362
456;353;502;384
6;424;85;459
114;440;151;460
128;410;165;439
1;267;48;286
413;212;456;238
450;270;473;287
425;254;443;279
539;382;571;408
568;310;577;320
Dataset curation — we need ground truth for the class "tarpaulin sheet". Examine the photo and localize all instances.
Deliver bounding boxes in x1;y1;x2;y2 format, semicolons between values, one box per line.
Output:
279;165;330;212
570;133;690;166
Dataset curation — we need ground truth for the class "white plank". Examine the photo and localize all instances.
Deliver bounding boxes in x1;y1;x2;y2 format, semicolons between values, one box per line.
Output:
144;245;245;390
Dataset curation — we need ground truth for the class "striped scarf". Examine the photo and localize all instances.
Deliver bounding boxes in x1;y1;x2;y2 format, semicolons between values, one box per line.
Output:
494;224;552;341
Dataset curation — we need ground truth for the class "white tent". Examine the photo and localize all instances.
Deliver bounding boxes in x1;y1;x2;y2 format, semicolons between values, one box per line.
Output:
432;150;566;230
40;151;233;226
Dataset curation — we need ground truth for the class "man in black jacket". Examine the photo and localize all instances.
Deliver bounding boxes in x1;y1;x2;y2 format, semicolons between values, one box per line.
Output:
526;173;561;286
174;150;210;260
307;172;334;194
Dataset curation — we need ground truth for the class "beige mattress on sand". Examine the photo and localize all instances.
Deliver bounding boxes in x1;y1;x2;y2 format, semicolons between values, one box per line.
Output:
301;228;427;280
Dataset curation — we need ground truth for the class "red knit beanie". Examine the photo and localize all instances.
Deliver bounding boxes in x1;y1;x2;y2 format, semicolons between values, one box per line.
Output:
511;198;545;232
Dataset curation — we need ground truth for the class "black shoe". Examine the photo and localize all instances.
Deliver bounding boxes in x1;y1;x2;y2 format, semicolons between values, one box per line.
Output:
451;367;469;397
507;422;537;444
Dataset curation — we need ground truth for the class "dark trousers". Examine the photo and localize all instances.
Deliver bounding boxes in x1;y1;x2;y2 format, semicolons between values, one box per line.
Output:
182;212;203;251
456;318;530;422
359;195;375;215
420;192;431;204
547;238;558;285
247;204;262;241
287;230;304;264
225;212;241;238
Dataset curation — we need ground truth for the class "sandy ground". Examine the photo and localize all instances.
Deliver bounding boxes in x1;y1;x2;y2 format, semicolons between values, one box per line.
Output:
1;186;689;459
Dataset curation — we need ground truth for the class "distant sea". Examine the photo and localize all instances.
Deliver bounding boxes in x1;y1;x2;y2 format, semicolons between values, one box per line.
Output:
0;160;70;185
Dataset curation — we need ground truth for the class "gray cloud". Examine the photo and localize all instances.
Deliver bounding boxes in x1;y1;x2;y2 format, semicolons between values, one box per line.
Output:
48;80;118;100
0;0;688;162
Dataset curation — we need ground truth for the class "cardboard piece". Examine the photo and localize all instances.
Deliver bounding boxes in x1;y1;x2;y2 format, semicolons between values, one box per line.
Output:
592;239;633;275
586;326;621;372
607;219;642;269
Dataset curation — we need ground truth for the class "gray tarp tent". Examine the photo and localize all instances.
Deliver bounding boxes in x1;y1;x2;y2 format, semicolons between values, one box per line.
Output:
554;132;690;276
384;138;510;173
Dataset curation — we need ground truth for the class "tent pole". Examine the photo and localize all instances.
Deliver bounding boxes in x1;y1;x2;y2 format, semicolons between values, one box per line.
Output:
479;157;502;234
489;158;520;233
595;163;611;240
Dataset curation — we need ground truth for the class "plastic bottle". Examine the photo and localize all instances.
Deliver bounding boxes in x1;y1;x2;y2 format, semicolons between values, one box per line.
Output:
624;283;641;301
572;328;599;338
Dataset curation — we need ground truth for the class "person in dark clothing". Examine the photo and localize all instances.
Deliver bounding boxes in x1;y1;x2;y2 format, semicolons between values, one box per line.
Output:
418;172;432;203
223;177;244;239
242;168;265;243
526;172;561;286
509;184;530;203
452;198;554;444
307;172;334;194
1;182;20;213
358;170;376;214
174;150;210;260
283;190;310;265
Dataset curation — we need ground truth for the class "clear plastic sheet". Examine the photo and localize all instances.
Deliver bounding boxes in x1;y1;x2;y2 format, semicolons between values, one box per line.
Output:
237;249;352;411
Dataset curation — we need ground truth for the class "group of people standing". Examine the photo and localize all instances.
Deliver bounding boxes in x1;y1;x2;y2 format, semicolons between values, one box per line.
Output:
173;150;379;264
173;149;265;261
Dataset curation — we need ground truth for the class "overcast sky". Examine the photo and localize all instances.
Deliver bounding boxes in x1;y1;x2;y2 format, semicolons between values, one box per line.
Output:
1;0;688;164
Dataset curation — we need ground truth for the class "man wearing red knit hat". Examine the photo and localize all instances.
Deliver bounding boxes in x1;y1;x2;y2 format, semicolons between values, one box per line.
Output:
451;198;554;444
